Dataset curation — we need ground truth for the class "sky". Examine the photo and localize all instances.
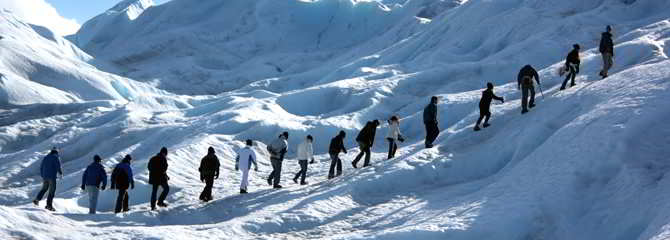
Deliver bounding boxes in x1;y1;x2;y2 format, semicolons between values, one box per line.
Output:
45;0;171;24
0;0;170;36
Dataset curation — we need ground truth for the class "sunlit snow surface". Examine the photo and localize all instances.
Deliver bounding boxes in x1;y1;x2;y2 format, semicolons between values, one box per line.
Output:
1;0;670;239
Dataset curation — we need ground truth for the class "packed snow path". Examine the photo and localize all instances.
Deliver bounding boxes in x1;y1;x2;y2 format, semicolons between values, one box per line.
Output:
1;0;670;239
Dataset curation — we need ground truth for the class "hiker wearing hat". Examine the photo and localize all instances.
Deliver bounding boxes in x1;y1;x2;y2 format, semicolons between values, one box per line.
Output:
267;132;289;189
81;155;108;214
148;147;170;210
474;82;504;131
561;44;581;90
110;154;134;213
32;147;63;212
198;147;220;202
599;25;615;79
353;120;380;168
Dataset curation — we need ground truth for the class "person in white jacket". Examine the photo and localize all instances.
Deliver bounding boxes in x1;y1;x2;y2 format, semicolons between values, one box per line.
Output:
386;116;404;159
293;135;314;185
235;140;259;194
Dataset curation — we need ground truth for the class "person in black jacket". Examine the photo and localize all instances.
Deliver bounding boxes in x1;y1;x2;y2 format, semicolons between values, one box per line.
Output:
423;96;439;148
148;147;170;210
328;131;348;179
517;65;540;114
474;82;504;131
352;120;380;168
599;25;614;79
110;155;134;213
198;147;220;202
561;44;581;90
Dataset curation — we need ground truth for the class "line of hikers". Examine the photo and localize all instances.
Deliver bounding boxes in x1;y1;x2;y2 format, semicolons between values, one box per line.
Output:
30;112;426;214
31;25;616;214
34;147;171;213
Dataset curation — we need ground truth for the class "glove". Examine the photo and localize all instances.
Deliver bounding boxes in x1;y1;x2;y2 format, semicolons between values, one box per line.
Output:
131;183;135;190
501;98;505;103
398;136;405;143
310;159;315;164
101;185;106;190
255;167;259;172
81;185;85;191
214;174;219;179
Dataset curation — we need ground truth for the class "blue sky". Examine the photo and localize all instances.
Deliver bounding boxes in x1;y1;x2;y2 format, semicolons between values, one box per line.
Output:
45;0;170;24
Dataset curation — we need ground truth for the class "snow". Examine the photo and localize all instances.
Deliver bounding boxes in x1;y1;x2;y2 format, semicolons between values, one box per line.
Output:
1;0;670;239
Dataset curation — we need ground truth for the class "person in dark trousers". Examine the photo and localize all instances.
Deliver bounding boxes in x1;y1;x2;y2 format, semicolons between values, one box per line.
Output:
81;155;107;214
517;65;540;114
293;135;314;185
423;96;439;148
110;155;134;213
599;25;614;79
198;147;220;202
267;132;289;189
236;140;259;194
328;131;347;179
386;116;404;159
474;82;504;131
352;120;380;168
148;147;170;210
561;44;581;90
33;148;63;212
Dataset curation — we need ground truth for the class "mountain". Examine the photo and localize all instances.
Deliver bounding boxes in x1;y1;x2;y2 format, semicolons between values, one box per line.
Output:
1;0;670;239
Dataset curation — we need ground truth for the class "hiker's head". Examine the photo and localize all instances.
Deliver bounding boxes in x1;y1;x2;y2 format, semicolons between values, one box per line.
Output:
431;96;439;104
246;139;253;146
306;135;313;143
487;82;494;89
123;154;132;163
338;130;346;138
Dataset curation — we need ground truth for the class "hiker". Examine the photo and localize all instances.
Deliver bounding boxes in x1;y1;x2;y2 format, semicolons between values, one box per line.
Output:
148;147;170;210
423;96;439;148
267;132;289;189
474;82;504;131
33;147;63;212
198;147;220;202
561;44;581;90
236;140;259;194
293;135;314;185
386;116;404;159
81;155;107;214
352;120;380;168
328;131;347;179
110;155;134;213
599;25;614;79
517;65;540;114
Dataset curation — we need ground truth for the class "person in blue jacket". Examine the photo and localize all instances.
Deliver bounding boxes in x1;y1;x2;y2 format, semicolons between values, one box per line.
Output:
81;155;107;214
33;148;63;212
111;155;134;213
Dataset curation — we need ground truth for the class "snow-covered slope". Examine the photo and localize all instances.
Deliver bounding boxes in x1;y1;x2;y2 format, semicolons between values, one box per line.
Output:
73;0;430;94
1;0;670;239
0;11;191;109
68;0;154;49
